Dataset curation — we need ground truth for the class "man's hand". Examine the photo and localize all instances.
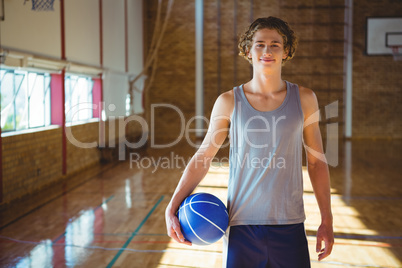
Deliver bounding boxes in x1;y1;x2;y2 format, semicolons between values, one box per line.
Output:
316;221;334;261
165;209;192;246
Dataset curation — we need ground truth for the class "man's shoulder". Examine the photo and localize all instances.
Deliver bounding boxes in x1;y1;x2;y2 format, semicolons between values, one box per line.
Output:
212;89;235;118
297;85;319;118
297;85;317;104
298;85;315;98
218;89;234;102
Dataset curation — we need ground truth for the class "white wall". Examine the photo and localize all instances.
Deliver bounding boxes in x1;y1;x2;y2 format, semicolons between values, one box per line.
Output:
103;71;129;117
0;0;61;58
102;0;125;73
0;0;144;117
65;0;100;66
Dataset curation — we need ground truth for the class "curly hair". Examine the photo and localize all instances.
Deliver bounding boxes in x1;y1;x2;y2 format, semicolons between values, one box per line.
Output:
238;17;298;65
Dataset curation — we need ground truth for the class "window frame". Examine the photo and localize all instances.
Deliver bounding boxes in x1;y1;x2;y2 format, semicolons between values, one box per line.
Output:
0;68;51;133
64;73;95;125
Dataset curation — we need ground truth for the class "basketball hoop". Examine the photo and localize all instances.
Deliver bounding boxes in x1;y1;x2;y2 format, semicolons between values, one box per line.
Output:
391;46;402;61
30;0;55;11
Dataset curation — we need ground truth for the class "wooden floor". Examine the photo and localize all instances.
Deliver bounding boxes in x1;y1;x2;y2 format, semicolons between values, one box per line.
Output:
0;139;401;268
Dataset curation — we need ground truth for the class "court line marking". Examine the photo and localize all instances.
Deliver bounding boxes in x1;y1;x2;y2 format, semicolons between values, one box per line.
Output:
2;238;400;248
1;235;401;267
95;232;402;241
106;195;165;268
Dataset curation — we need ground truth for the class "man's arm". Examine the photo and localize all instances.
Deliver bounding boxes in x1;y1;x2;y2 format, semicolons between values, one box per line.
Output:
300;86;334;261
165;91;233;245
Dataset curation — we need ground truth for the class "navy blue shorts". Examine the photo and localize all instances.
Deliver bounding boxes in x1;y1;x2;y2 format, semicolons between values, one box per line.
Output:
223;223;310;268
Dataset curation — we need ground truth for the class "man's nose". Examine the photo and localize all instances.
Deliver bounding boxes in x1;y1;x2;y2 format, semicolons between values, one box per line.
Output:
263;47;272;56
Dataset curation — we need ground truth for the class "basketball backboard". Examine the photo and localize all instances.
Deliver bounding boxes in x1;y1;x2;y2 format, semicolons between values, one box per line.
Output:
366;17;402;56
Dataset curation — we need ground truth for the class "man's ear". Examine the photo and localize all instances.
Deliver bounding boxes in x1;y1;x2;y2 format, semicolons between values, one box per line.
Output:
283;48;289;59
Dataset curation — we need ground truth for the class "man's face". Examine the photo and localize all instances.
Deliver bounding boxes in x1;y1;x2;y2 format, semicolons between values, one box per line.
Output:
248;28;288;69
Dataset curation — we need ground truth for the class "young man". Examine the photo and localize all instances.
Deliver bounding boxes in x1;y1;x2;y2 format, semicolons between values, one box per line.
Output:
165;17;334;267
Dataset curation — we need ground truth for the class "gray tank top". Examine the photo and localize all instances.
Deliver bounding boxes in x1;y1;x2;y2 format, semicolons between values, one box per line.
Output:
228;81;306;226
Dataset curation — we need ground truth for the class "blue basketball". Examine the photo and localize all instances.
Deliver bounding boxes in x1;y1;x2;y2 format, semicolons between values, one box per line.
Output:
178;193;229;245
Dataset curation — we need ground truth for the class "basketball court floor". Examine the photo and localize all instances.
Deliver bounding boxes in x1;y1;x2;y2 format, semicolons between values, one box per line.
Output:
0;139;401;268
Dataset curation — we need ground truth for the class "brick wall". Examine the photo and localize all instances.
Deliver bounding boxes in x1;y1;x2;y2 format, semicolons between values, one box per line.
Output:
144;0;400;143
66;122;101;175
2;0;399;206
144;0;346;147
1;119;144;205
2;127;62;204
144;0;196;145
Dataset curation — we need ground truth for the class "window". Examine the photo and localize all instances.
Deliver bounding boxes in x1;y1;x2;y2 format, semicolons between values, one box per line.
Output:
65;75;94;123
0;69;51;132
